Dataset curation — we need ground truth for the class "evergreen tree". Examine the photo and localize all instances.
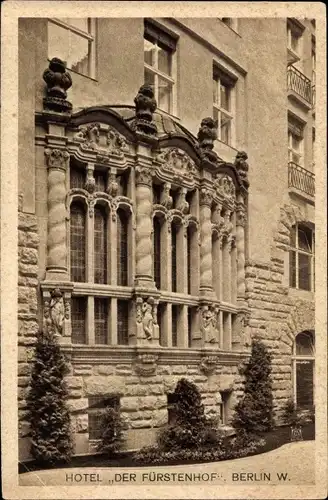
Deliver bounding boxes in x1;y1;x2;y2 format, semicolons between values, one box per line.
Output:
97;406;125;455
232;339;274;434
26;329;73;466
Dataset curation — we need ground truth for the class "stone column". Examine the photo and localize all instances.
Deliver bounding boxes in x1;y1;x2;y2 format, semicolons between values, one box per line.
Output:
45;148;70;280
134;165;155;288
236;201;247;303
199;187;214;296
178;305;189;348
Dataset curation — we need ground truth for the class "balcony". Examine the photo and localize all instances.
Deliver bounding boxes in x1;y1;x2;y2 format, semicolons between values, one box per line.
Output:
288;162;315;200
287;66;312;108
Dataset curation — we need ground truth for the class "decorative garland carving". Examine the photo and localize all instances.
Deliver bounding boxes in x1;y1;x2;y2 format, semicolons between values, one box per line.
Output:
214;174;236;203
43;58;72;113
200;355;219;375
73;124;129;159
156;148;197;184
134;354;159;377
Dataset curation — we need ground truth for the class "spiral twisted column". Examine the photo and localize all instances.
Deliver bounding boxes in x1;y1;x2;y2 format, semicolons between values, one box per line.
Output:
199;188;214;296
45;148;69;279
135;165;155;287
236;202;247;301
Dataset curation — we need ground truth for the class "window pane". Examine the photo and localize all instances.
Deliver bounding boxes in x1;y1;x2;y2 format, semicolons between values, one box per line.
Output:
117;300;129;345
144;68;155;89
48;22;70;64
158;45;171;75
289;250;296;287
290;225;296;248
295;331;314;355
71;297;86;344
117;209;128;286
94;206;107;284
158;77;172;113
68;31;90;75
70;166;85;189
292;135;300;151
291;33;299;53
70;202;86;282
172;305;178;347
94;171;107;192
220;84;230;111
60;18;89;33
153;217;161;289
220;113;231;144
213;78;219;105
171;223;177;292
298;253;311;290
298;226;312;252
144;38;156;66
95;298;108;344
88;411;104;440
296;360;314;408
213;107;219;124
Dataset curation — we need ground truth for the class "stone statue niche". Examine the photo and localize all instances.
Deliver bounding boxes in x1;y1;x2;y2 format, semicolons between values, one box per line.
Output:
135;296;160;346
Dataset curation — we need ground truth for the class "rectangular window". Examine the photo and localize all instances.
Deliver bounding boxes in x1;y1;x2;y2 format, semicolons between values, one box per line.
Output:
71;296;87;344
48;18;96;78
94;298;108;344
88;395;119;440
289;223;315;291
144;19;177;115
213;67;235;146
171;305;178;347
117;300;129;345
288;118;304;166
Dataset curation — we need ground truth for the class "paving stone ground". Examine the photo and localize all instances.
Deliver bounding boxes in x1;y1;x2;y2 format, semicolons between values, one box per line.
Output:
19;441;315;487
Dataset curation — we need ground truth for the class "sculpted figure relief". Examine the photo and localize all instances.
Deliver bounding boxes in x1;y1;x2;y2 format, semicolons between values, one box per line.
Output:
49;288;65;336
200;305;218;344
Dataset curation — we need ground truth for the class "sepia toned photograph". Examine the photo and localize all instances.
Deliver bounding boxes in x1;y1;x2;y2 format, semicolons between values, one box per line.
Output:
1;2;326;499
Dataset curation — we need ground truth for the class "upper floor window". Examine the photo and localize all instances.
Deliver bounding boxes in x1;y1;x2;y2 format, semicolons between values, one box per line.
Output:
213;67;235;146
287;19;304;67
292;331;315;409
312;45;316;85
289;223;315;292
144;19;178;115
288;118;304;166
48;18;96;78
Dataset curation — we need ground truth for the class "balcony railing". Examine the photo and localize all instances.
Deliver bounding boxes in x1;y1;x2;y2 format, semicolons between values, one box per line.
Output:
312;85;315;108
287;65;312;104
288;162;315;197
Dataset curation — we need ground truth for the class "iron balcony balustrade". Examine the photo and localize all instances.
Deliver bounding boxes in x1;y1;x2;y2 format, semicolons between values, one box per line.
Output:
288;162;315;197
312;85;316;108
287;65;312;105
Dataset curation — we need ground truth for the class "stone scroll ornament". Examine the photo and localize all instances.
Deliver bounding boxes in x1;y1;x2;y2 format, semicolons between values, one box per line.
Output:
43;58;72;113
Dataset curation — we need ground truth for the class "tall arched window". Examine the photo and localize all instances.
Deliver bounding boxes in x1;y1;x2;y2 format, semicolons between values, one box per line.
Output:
70;201;86;282
94;205;107;284
117;208;128;286
293;331;315;409
153;216;161;289
171;222;177;292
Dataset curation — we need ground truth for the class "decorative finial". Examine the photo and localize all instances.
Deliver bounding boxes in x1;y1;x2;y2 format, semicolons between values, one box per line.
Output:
43;57;72;113
197;117;220;166
234;151;249;188
133;84;157;136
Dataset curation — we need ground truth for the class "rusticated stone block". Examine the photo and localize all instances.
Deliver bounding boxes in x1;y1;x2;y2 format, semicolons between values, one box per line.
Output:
130;420;152;429
147;384;164;395
138;396;158;411
171;365;188;375
157;366;171;375
73;365;93;376
152;409;168;427
19;263;38;277
66;376;83;389
18;214;38;232
95;365;115;376
18;320;39;337
25;232;39;248
19;248;38;265
83;376;125;396
18;363;31;377
125;385;149;397
120;397;139;412
18;421;30;438
68;398;89;413
18;376;30;387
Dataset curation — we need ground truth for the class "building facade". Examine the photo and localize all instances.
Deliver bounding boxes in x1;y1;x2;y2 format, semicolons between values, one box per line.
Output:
18;17;315;459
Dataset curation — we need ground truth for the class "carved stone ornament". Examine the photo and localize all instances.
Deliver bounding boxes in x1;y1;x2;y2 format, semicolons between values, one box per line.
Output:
176;188;189;214
200;355;219;375
73;124;129;158
43;58;73;113
134;354;159;377
74;123;100;150
45;148;70;170
106;172;119;197
200;305;219;344
156;148;197;183
43;288;66;336
197;117;219;165
135;165;153;186
236;205;247;227
160;183;173;209
133;84;157;136
135;296;157;341
85;165;96;194
199;187;213;207
234;151;249;188
214;173;236;202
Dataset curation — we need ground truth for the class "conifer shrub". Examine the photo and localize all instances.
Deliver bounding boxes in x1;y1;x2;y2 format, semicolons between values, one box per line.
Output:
26;330;73;466
97;406;125;455
232;339;274;435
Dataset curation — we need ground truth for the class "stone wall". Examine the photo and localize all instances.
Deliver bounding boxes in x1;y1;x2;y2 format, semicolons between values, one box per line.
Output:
244;203;315;421
18;210;40;458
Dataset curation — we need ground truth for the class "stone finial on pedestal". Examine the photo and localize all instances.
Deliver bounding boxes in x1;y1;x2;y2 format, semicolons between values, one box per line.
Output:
134;84;157;136
197;117;220;166
43;58;72;113
234;151;249;188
